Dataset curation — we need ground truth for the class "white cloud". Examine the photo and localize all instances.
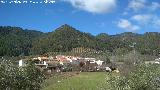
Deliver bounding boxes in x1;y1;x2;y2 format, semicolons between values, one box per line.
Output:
118;19;140;32
121;1;160;30
150;2;160;11
131;14;152;24
128;0;160;12
63;0;116;14
128;0;146;11
131;14;160;29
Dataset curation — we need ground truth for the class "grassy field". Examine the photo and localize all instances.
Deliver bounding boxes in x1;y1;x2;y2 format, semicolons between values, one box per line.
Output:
42;72;107;90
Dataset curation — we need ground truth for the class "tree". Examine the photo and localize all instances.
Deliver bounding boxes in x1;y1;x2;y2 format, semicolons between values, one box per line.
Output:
0;60;45;90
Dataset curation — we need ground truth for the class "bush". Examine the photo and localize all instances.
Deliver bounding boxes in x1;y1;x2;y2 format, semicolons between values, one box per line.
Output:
100;64;160;90
0;60;45;90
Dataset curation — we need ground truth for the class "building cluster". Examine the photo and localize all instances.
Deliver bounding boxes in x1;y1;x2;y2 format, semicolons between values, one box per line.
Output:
18;55;105;73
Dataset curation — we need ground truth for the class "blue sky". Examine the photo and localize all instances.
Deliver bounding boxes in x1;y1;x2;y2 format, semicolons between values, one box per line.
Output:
0;0;160;35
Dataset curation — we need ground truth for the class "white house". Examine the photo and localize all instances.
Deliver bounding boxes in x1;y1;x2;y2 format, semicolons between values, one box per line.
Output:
34;58;48;68
155;58;160;64
95;60;104;66
19;59;27;67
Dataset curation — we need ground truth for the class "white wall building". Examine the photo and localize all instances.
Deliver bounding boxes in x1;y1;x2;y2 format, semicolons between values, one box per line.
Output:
95;60;104;66
19;59;27;67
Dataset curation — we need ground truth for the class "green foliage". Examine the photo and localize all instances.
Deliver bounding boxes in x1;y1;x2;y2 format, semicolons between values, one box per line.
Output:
101;64;160;90
31;24;100;55
95;52;111;63
0;25;160;57
136;32;160;56
128;64;160;90
0;60;45;90
96;33;109;42
0;26;44;56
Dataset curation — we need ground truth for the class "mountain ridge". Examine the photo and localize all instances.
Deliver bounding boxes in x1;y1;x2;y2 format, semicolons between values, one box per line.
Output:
0;25;160;56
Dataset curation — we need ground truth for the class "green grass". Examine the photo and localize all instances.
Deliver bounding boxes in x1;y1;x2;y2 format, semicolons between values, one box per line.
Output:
42;72;107;90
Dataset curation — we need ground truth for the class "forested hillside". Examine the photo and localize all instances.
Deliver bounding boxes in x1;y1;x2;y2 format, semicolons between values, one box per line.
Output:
0;26;44;56
0;25;159;56
31;24;100;55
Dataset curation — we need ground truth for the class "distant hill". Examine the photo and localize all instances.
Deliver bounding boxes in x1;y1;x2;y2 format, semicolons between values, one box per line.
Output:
0;25;160;56
0;26;44;56
31;24;99;55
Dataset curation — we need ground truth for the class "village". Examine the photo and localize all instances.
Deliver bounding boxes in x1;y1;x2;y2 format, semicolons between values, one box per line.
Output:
18;55;160;75
18;55;120;74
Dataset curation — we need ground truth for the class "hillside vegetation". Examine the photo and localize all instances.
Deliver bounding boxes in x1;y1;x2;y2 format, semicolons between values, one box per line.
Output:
0;25;160;57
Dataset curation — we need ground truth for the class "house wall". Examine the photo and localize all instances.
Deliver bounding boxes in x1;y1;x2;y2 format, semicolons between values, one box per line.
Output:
19;60;26;67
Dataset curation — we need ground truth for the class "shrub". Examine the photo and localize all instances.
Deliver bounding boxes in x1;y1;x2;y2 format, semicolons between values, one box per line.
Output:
0;60;45;90
100;64;160;90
